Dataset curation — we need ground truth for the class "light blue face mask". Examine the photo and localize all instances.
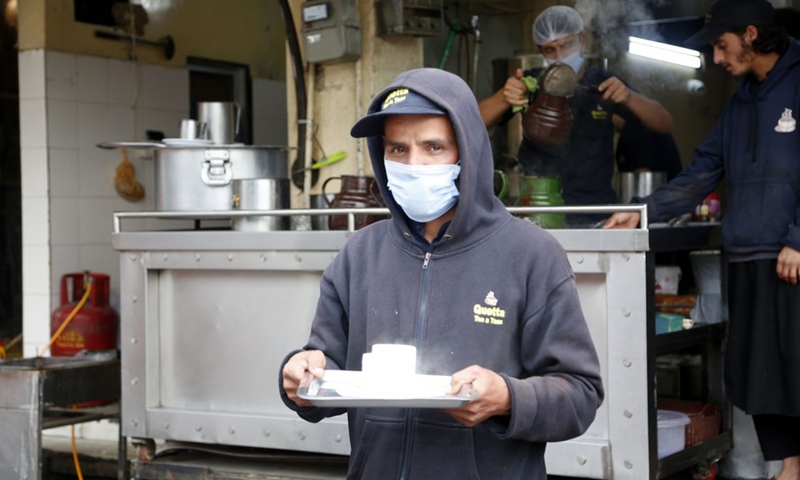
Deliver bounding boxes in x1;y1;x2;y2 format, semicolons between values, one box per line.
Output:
384;160;461;223
544;49;584;74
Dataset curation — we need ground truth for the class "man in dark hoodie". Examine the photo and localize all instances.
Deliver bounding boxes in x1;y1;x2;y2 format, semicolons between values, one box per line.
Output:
605;0;800;477
279;68;603;479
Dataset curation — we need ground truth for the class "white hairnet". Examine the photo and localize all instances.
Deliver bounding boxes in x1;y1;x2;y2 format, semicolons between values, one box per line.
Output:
532;6;584;45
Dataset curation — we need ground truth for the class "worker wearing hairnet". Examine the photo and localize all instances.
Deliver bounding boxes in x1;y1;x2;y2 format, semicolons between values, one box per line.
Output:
480;5;674;226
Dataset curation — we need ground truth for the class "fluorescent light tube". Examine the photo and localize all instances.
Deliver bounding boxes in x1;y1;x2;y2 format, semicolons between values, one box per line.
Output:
628;36;702;69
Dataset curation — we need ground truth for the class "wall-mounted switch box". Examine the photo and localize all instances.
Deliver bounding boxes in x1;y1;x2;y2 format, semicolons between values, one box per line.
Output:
376;0;443;37
301;0;361;63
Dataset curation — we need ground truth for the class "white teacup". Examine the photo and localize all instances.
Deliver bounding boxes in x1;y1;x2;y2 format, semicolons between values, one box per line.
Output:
363;344;417;377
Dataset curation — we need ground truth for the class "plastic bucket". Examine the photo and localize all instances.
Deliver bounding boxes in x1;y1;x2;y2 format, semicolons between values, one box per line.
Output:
655;266;681;295
657;410;691;458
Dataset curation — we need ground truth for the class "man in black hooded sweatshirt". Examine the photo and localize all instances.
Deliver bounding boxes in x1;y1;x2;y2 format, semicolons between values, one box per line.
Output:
279;68;603;480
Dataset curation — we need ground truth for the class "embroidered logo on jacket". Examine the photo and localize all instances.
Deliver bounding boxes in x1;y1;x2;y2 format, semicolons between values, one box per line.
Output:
591;105;607;120
474;291;505;325
775;108;796;133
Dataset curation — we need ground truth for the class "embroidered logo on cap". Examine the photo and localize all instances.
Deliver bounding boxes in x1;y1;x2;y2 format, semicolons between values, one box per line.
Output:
382;88;409;110
775;108;796;133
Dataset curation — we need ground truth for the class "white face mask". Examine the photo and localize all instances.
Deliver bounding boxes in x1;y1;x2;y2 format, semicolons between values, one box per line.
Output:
544;49;584;74
384;160;461;223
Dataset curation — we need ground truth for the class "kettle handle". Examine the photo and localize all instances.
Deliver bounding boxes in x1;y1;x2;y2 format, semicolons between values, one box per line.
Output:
494;170;508;201
369;179;386;207
321;176;340;207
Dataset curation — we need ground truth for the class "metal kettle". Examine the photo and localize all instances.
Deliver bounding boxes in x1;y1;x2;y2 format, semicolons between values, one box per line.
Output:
522;63;577;146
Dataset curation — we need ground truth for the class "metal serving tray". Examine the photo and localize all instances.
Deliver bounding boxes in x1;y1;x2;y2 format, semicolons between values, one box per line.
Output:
297;370;479;408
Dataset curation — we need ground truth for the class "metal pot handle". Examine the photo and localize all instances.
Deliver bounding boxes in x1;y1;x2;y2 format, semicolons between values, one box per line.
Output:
200;150;233;186
321;176;340;207
234;102;242;137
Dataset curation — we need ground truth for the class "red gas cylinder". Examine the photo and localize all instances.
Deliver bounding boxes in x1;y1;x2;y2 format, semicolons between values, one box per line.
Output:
50;272;119;357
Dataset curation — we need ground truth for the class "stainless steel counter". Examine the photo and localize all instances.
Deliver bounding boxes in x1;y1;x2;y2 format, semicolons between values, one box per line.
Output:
113;207;725;480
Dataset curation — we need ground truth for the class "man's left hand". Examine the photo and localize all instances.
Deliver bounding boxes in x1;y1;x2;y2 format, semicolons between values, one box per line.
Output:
598;76;631;104
444;365;511;427
777;245;800;284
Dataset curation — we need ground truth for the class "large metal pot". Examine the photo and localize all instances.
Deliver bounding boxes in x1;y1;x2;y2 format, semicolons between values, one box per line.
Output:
617;171;667;203
154;145;288;211
231;178;290;231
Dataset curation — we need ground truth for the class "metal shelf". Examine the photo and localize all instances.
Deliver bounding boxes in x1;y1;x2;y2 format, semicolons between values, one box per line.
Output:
42;402;120;430
658;431;733;479
655;323;727;355
649;223;722;252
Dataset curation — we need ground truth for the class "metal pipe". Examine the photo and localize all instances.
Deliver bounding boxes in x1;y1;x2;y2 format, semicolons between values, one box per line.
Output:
470;15;480;94
112;205;648;233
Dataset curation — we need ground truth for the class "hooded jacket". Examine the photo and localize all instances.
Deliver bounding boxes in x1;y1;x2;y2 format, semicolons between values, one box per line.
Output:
643;38;800;257
279;68;603;480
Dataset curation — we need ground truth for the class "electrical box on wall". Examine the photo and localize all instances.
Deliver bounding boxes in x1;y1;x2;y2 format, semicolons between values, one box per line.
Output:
376;0;443;37
301;0;361;64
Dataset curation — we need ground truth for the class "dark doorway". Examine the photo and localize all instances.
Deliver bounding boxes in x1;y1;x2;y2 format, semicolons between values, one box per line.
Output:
187;57;252;145
0;0;21;344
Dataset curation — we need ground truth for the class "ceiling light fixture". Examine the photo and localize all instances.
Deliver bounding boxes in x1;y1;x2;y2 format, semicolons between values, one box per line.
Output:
628;36;702;69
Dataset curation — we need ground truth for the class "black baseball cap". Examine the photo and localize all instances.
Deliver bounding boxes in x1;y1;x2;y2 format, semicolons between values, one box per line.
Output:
685;0;774;47
350;88;446;138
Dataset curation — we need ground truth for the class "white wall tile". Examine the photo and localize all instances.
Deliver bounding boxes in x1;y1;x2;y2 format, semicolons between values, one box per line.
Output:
22;245;50;295
22;292;52;354
50;197;80;246
19;98;47;148
19;49;46;100
46;100;78;149
50;245;82;296
78;198;118;245
45;51;76;101
138;156;156;205
77;103;133;151
79;245;120;293
21;147;49;197
50;292;59;319
23;342;48;358
77;56;109;104
21;197;49;246
108;59;138;106
135;108;184;140
78;148;120;197
139;64;189;111
48;148;80;197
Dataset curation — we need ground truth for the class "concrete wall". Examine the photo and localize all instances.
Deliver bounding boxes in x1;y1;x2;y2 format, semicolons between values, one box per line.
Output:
286;0;423;207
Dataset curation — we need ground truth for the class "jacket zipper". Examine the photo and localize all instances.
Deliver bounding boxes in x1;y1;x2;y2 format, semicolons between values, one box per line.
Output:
399;251;433;480
749;94;759;163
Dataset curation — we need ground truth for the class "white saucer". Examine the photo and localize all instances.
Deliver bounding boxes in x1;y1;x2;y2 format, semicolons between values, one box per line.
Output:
162;138;215;147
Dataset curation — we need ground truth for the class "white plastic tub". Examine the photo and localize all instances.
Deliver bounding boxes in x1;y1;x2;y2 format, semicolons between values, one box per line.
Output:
657;409;691;458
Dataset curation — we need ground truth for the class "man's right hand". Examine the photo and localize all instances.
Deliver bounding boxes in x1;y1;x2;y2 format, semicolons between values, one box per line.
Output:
282;350;326;407
480;68;530;127
603;212;641;229
503;68;529;107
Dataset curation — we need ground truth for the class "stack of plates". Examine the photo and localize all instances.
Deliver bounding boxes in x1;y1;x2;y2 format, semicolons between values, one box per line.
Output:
298;370;479;408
